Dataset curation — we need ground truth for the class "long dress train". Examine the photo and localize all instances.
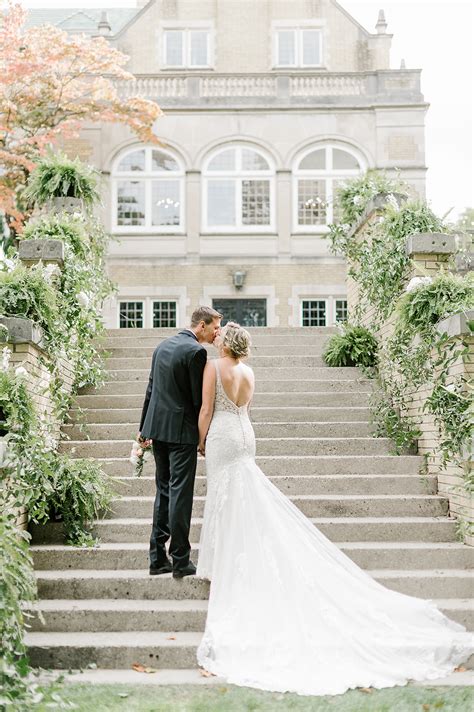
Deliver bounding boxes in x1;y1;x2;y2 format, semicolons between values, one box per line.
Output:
196;360;473;696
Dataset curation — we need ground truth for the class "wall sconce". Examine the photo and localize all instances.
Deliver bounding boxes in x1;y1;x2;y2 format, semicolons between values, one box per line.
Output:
232;270;246;290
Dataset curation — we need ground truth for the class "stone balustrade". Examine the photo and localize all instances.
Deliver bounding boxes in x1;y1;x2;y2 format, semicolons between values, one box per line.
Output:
115;69;423;107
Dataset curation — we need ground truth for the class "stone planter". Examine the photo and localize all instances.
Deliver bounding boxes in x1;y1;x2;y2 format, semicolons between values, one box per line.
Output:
50;197;84;214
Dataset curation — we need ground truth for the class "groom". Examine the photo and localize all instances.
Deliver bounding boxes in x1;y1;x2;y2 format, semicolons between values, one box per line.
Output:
138;306;222;579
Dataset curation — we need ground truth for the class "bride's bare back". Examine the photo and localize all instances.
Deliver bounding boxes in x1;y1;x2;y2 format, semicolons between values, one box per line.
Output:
217;358;254;407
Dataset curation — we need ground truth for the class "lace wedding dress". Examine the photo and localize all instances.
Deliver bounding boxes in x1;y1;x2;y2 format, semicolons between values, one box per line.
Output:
196;360;473;696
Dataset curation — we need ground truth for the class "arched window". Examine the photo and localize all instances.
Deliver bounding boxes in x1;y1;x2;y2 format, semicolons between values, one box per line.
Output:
293;144;363;230
112;146;184;232
202;145;275;232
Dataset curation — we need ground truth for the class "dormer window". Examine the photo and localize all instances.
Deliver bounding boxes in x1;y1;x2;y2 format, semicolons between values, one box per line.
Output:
274;24;324;68
162;24;213;68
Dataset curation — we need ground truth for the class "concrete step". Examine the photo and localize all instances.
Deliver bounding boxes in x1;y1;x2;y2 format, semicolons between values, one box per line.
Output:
80;379;374;396
104;327;338;337
97;455;424;477
73;392;372;409
29;597;474;634
106;366;366;381
113;474;438;498
105;356;333;369
26;630;201;669
30;542;474;573
68;406;373;425
30;517;458;545
62;421;376;441
99;333;338;347
34;568;473;600
59;437;395;459
103;345;332;358
107;494;448;519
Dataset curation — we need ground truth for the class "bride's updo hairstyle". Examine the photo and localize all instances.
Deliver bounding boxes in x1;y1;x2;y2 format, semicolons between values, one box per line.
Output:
221;321;252;360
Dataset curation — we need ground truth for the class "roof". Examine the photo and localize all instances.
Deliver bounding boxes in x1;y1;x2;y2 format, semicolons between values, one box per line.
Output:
23;8;140;36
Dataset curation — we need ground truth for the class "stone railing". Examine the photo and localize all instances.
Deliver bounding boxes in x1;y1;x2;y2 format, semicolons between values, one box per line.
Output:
115;69;423;107
346;197;473;544
0;243;75;531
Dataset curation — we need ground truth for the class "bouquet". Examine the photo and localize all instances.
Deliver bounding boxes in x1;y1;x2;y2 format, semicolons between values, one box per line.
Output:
130;438;153;477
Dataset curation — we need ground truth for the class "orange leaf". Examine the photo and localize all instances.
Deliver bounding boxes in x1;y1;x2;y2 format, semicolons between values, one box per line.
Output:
359;687;373;694
166;636;176;640
422;705;430;711
132;663;146;672
454;665;466;672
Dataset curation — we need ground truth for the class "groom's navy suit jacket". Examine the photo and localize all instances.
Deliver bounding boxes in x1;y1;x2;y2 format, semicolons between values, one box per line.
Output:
139;330;208;445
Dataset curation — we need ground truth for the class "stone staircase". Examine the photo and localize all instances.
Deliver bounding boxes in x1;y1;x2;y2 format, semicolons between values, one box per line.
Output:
27;327;474;672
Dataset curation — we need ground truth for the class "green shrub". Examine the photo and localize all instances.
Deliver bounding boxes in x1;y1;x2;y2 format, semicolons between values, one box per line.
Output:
323;324;378;368
23;150;100;206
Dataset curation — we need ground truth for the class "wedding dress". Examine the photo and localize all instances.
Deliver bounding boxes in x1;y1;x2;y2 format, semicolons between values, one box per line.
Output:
196;359;473;696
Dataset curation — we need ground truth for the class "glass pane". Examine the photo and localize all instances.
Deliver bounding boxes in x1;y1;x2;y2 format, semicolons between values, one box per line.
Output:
190;30;208;65
242;180;270;225
153;301;177;328
335;299;348;323
207;149;236;172
165;30;183;66
117;150;145;172
152;150;179;172
242;149;269;171
332;148;360;169
302;300;326;327
330;179;347;223
117;181;146;226
152;180;180;226
277;30;295;65
212;299;267;327
299;149;326;170
119;302;143;328
208;180;236;225
298;180;327;225
302;29;321;65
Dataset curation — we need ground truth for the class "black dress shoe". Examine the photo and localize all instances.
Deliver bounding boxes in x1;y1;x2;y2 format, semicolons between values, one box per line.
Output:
172;561;197;579
149;562;172;575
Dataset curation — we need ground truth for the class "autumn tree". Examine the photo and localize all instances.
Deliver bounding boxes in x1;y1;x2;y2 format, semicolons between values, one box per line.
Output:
0;1;163;237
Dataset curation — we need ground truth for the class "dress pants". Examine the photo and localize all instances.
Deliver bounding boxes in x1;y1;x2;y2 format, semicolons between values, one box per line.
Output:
150;440;197;571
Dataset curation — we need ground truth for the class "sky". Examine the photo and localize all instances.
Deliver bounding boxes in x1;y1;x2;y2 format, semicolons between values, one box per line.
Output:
17;0;474;222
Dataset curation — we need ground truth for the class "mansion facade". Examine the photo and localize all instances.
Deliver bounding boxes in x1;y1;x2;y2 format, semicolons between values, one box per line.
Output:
27;0;428;328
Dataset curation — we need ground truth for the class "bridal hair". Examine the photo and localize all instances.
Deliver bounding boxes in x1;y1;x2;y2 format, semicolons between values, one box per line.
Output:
221;321;252;359
191;306;222;326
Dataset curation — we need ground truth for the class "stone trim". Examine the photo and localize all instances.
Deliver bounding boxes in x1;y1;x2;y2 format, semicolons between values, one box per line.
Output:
0;317;45;349
436;310;474;339
405;233;457;257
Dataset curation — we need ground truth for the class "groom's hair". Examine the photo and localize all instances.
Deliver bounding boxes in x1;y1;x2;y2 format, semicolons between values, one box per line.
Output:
191;306;222;326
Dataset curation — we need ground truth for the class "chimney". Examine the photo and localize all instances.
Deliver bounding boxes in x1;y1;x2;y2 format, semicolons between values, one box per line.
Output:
376;9;388;34
97;11;112;36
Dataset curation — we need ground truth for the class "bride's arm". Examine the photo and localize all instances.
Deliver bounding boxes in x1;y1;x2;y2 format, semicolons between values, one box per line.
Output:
198;361;216;455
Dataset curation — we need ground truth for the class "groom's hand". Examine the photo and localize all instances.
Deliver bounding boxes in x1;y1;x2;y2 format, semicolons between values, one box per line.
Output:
198;441;206;456
137;433;152;448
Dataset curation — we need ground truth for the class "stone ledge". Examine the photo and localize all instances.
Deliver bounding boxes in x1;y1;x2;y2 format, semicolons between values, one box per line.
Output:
436;310;474;339
0;316;45;348
19;239;64;266
405;233;456;257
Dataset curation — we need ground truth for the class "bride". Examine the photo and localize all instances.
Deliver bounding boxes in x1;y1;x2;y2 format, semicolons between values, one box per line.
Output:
195;322;473;696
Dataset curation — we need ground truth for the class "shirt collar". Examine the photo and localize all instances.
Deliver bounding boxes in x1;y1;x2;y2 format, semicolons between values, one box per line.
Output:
180;328;198;341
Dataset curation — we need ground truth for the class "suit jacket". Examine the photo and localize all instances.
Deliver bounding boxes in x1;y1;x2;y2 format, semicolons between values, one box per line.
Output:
139;330;208;444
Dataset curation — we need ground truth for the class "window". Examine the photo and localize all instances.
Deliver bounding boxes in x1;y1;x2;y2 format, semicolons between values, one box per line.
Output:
163;27;212;68
203;146;274;231
153;301;177;328
293;145;362;230
119;301;143;329
113;147;184;232
302;300;326;326
335;299;348;323
275;26;323;67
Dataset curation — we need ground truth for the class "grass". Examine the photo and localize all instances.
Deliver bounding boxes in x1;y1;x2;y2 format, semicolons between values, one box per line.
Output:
33;682;473;711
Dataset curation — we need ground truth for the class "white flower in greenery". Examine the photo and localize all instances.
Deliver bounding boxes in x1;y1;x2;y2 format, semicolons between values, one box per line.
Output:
77;291;90;308
444;383;456;393
405;276;433;293
386;193;400;210
15;365;28;380
143;450;152;462
352;195;363;205
2;346;12;371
